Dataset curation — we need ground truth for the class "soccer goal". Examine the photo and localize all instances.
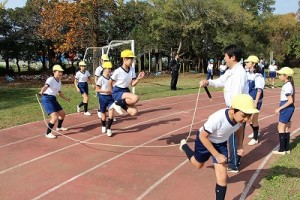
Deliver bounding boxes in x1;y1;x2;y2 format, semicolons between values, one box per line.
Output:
83;40;136;93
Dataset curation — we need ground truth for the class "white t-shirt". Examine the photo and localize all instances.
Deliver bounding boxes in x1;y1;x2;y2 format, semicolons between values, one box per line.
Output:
96;75;110;95
280;82;293;101
219;64;227;72
247;72;265;89
208;63;248;107
200;108;242;143
94;65;103;77
268;64;277;72
110;66;136;88
207;63;214;75
75;70;91;82
44;77;62;96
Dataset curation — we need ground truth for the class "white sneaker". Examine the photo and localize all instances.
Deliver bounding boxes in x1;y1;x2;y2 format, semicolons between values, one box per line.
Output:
109;103;123;115
179;139;187;152
113;118;117;122
56;127;68;131
77;105;81;113
248;139;258;146
102;126;106;133
272;150;286;155
84;111;92;116
286;150;291;154
106;129;112;137
248;132;261;139
97;111;101;118
45;133;57;139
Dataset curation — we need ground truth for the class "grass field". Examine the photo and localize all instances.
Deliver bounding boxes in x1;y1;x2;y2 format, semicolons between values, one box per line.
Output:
1;70;300;199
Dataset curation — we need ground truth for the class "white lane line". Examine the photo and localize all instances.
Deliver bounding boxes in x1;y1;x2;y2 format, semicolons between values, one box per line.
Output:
136;160;189;200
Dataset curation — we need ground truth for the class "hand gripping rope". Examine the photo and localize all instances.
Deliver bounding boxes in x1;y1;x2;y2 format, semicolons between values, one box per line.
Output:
35;85;202;148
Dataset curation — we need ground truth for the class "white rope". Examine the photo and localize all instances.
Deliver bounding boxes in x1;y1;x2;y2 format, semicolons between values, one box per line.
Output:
35;86;202;148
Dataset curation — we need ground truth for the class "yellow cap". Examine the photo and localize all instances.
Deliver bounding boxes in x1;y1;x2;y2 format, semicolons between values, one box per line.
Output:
79;61;87;66
276;67;294;76
231;94;259;114
121;49;135;58
102;61;112;69
244;55;259;63
52;65;64;71
101;54;109;61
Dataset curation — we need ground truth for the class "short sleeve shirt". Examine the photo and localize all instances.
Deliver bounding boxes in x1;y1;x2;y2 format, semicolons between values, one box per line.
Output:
280;82;293;101
94;66;103;77
110;66;136;88
75;70;91;82
96;75;110;95
44;77;62;96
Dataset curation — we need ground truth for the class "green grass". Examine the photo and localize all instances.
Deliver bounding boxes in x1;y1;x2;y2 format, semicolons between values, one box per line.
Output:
1;69;300;199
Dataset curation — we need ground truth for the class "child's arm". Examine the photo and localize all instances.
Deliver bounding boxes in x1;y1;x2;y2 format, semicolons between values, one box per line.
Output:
199;130;227;164
254;89;262;107
235;126;244;156
275;95;294;114
74;79;80;93
58;91;70;102
131;71;145;87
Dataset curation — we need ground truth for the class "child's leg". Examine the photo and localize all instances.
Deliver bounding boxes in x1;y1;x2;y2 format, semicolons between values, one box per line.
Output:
273;122;286;154
57;110;66;129
180;139;204;169
214;163;227;200
121;92;139;105
285;122;291;152
47;112;58;134
82;93;89;112
251;113;259;140
126;105;138;116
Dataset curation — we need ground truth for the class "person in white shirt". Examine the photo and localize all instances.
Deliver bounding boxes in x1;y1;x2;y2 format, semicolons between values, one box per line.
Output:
219;60;227;76
95;62;115;137
207;59;214;80
39;65;70;139
94;54;110;118
200;44;248;173
109;49;145;116
74;61;92;116
180;94;259;200
244;55;265;146
268;60;278;88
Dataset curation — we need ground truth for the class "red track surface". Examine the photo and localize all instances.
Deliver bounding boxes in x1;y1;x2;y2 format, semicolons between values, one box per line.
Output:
1;88;299;200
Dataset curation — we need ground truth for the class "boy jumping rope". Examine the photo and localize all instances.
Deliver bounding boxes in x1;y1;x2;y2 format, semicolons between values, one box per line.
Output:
180;94;259;200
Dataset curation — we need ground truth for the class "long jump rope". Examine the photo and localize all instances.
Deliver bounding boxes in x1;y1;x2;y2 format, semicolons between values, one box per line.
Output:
36;86;212;148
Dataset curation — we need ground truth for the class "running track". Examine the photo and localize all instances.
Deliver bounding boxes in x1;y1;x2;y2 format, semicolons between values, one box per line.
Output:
1;88;299;200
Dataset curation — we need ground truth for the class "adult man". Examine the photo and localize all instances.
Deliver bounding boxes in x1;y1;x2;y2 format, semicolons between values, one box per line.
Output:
169;53;180;90
200;44;248;173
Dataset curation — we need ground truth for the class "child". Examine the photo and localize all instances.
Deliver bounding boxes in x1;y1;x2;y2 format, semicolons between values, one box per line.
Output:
219;60;227;76
268;60;277;88
74;61;92;116
95;62;114;137
109;49;145;116
207;59;214;80
272;67;295;155
180;94;259;200
39;65;70;139
244;55;265;145
95;54;110;118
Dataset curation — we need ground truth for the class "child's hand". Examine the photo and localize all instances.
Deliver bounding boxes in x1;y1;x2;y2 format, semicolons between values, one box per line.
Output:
138;71;145;79
200;80;208;87
106;90;112;95
215;153;227;164
76;88;80;93
65;97;71;102
275;108;281;114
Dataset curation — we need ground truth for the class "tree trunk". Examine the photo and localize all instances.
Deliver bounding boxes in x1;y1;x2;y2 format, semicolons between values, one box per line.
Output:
16;58;20;73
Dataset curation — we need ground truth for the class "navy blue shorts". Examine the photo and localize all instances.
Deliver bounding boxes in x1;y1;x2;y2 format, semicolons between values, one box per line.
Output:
194;131;228;164
42;95;63;115
112;86;130;101
78;82;88;95
279;101;295;123
99;94;114;113
269;71;276;78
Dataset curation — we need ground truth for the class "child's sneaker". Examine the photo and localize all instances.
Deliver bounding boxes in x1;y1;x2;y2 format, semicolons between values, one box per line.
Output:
179;139;187;152
272;150;286;155
285;150;291;154
106;129;112;137
45;133;57;139
248;132;260;139
227;167;239;173
109;103;123;115
77;105;81;113
84;111;92;116
113;118;117;122
101;126;106;133
56;127;68;131
248;139;258;146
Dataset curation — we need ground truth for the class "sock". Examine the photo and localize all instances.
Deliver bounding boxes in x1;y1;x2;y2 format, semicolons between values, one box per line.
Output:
252;126;259;140
83;103;88;112
78;102;84;107
107;118;113;129
116;99;128;110
215;184;227;200
285;132;290;151
182;144;194;160
57;119;64;128
278;133;285;152
46;122;55;135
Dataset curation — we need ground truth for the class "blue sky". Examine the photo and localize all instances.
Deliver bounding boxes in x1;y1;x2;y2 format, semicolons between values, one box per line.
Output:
4;0;300;14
